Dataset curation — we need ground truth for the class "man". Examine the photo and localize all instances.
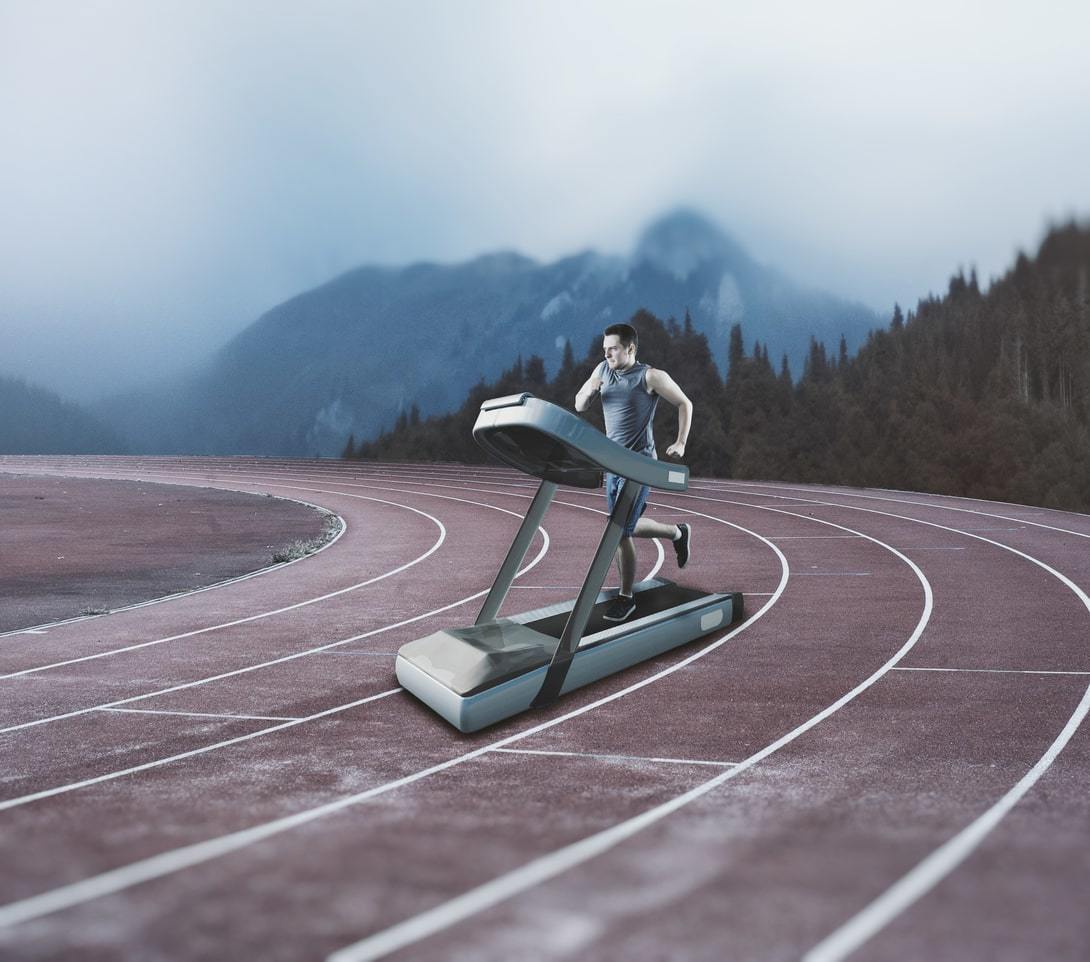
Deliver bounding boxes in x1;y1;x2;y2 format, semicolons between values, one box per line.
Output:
575;322;693;622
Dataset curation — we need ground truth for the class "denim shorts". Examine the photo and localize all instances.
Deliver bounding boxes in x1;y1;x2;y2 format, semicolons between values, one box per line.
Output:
605;472;650;536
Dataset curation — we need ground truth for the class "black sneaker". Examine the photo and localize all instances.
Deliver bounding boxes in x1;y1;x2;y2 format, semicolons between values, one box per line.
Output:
602;596;636;622
674;523;692;569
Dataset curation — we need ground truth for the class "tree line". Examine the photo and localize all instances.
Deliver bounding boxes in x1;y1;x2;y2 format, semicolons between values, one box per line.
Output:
347;222;1090;514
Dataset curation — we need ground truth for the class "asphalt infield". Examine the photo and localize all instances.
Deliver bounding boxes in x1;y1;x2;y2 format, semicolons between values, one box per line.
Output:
0;455;1087;961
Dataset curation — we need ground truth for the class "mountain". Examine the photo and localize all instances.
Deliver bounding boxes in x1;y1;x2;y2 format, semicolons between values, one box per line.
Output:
100;210;881;456
356;221;1090;513
0;374;128;454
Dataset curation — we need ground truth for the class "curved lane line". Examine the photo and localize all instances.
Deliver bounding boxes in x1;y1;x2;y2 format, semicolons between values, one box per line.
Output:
0;475;573;681
322;500;933;962
0;507;789;929
790;509;1090;961
697;479;1090;540
0;496;441;681
0;484;677;808
0;485;556;734
646;481;1090;962
0;534;557;811
0;494;347;642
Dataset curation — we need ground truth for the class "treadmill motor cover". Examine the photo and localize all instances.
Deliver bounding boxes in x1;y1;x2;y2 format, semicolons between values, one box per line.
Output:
399;621;556;697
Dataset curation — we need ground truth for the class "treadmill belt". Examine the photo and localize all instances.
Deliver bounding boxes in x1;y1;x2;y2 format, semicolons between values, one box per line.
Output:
526;582;711;640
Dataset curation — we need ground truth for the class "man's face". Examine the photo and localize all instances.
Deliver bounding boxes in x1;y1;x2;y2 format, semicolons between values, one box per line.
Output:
603;334;635;370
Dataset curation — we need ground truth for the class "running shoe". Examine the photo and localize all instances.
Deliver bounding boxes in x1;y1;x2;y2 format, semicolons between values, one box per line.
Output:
674;523;692;569
602;596;636;622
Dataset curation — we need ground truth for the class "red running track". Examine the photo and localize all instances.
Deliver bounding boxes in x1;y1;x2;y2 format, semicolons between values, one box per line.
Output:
0;455;1088;962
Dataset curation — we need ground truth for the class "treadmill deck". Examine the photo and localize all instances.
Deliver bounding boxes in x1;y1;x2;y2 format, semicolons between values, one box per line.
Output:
396;581;743;731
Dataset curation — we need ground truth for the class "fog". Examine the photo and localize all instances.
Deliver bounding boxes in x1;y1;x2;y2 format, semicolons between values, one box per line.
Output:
2;0;1088;401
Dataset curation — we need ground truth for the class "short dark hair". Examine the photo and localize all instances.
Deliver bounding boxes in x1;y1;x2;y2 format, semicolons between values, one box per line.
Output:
604;322;638;351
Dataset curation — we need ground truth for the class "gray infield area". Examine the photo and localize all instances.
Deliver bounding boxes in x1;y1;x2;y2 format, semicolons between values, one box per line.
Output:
0;455;1087;962
0;472;331;633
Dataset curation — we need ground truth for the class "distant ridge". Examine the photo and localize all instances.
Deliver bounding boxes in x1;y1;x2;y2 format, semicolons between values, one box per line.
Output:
98;210;880;456
0;374;127;454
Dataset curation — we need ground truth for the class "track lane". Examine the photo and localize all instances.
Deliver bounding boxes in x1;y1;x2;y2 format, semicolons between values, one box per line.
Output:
0;481;919;954
4;461;1085;958
0;491;788;934
0;481;557;730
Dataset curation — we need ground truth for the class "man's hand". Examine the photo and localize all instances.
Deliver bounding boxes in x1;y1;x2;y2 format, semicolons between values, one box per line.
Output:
665;441;686;459
575;366;605;412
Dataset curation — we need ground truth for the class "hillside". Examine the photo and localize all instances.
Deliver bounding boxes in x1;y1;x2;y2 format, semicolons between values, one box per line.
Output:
0;375;128;454
353;222;1090;514
98;210;879;456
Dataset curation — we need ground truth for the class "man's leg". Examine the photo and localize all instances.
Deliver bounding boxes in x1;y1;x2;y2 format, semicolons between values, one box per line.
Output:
616;536;637;596
603;474;638;622
604;536;639;622
631;517;680;540
632;517;692;570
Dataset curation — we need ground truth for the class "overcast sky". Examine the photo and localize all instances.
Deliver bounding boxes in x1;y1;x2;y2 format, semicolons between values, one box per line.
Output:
2;0;1088;400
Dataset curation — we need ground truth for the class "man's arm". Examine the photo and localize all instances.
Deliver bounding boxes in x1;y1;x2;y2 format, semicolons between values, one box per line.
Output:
575;363;605;412
645;367;692;459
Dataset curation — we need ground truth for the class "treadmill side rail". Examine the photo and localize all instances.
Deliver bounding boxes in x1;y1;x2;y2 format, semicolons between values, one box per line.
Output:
397;592;742;732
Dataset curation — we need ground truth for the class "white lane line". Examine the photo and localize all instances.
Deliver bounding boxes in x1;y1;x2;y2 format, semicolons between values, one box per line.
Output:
99;708;302;723
770;507;1090;961
673;484;1090;957
796;572;872;577
0;508;789;928
703;479;1090;540
0;483;555;732
0;496;426;680
311;652;396;657
908;547;967;551
0;467;597;680
0;689;402;813
2;461;656;676
892;667;1090;677
807;694;1090;961
334;483;1090;962
0;505;439;733
0;533;552;810
323;507;932;962
771;535;863;540
0;465;547;670
491;748;739;768
0;495;347;641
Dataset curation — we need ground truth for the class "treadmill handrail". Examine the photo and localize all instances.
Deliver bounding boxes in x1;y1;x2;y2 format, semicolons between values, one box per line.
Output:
473;394;689;491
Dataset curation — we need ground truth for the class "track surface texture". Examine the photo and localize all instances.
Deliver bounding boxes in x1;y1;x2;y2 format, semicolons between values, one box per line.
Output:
1;455;1087;962
0;473;328;633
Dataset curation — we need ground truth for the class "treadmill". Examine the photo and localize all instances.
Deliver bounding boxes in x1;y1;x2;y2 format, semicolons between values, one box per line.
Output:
395;393;743;732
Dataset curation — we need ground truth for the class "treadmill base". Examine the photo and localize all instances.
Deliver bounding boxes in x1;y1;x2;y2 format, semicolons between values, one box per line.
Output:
396;589;743;733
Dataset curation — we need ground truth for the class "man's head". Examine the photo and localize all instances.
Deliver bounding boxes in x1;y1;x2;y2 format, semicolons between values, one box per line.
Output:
603;323;638;370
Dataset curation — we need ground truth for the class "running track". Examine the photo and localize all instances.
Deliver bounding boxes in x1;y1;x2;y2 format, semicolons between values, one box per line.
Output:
1;455;1088;962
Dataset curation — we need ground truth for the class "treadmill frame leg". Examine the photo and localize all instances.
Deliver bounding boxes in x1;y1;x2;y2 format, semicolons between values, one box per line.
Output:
531;477;640;708
475;479;558;625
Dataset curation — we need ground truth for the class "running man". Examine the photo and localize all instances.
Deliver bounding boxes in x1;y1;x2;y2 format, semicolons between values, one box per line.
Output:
575;322;693;622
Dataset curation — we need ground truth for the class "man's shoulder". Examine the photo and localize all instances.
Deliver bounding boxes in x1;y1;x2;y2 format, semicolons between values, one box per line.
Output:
643;364;666;385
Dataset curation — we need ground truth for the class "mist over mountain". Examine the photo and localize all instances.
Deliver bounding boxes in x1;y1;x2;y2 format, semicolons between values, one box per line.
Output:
0;374;127;454
99;210;881;456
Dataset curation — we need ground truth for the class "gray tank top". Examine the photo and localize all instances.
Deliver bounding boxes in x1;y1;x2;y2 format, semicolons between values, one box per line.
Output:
597;361;658;456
